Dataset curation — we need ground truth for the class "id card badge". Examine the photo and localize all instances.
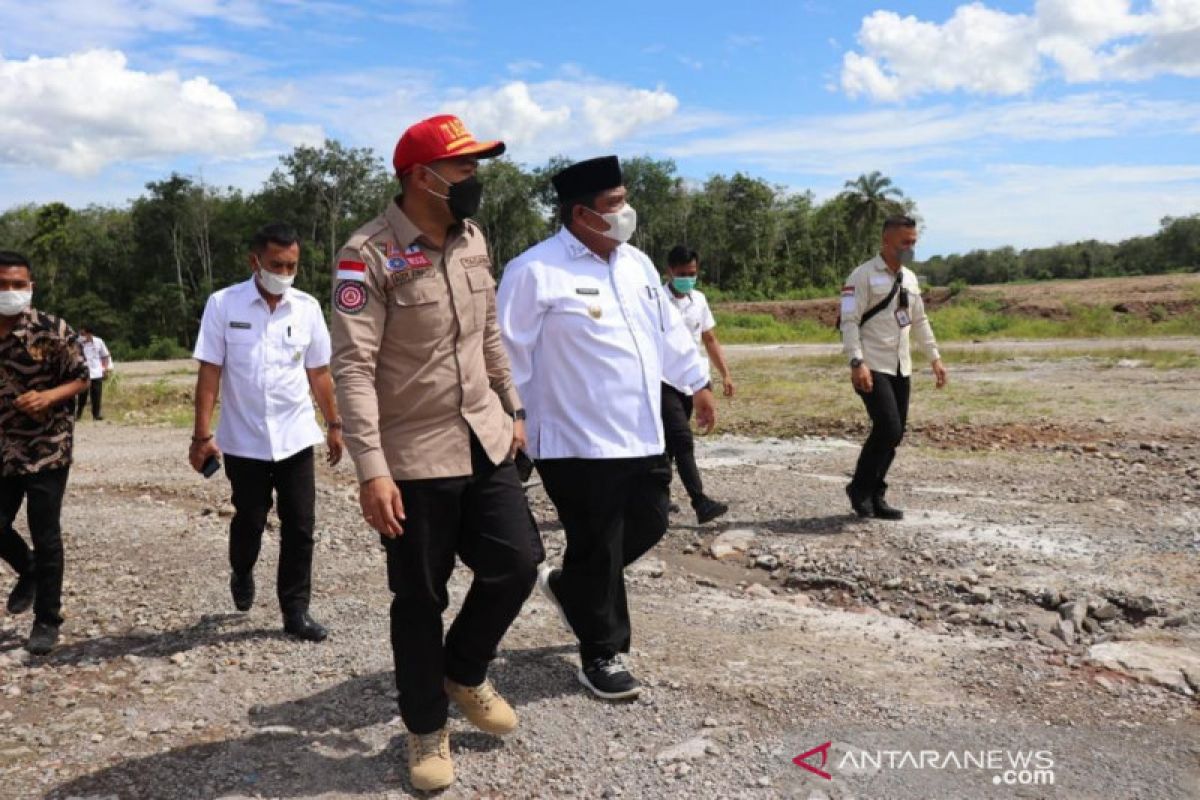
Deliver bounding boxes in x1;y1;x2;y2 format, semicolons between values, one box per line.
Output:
894;307;912;328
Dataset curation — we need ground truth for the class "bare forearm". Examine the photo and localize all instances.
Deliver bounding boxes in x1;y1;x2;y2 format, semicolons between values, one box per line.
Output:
193;364;220;437
308;369;340;425
705;338;730;379
48;379;88;404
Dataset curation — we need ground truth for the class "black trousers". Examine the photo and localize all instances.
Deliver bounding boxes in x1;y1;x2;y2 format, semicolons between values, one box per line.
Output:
851;370;911;498
384;437;538;734
224;447;316;615
536;455;671;662
75;379;103;419
661;383;706;506
0;467;70;625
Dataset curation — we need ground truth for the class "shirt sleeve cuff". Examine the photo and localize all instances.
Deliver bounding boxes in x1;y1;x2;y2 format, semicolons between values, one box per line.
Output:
353;450;392;484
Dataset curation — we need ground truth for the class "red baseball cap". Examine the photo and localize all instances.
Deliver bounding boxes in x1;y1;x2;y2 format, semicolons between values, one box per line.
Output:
392;114;505;176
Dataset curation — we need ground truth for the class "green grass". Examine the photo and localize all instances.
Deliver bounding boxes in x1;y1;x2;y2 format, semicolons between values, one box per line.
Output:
714;301;1200;344
103;374;197;427
714;311;838;344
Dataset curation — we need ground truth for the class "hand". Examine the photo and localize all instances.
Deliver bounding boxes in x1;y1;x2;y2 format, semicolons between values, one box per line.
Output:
325;427;344;466
722;376;735;398
14;390;51;417
360;476;405;537
189;437;221;473
693;388;717;435
851;365;874;394
509;419;527;460
931;358;948;389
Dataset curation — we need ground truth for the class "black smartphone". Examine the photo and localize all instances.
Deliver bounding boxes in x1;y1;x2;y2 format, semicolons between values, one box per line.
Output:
201;454;221;478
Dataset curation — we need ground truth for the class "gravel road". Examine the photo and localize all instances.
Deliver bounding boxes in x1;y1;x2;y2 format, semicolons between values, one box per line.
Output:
1;350;1198;799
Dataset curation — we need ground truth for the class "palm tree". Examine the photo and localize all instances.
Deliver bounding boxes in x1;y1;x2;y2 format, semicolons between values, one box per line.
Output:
842;171;906;258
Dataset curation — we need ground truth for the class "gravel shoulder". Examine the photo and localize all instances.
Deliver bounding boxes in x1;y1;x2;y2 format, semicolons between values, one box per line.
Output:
1;348;1198;799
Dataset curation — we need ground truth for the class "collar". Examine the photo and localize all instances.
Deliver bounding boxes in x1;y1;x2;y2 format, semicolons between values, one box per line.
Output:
386;196;466;251
557;226;618;264
1;308;34;342
872;254;903;277
241;276;292;309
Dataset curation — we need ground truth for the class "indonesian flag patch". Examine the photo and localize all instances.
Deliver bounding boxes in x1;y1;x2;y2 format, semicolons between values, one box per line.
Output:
336;259;367;282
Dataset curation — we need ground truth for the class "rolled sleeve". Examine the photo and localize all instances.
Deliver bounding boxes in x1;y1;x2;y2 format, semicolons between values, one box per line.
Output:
329;247;391;483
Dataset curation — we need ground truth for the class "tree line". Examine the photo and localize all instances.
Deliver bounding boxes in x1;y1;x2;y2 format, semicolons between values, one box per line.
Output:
0;139;1195;359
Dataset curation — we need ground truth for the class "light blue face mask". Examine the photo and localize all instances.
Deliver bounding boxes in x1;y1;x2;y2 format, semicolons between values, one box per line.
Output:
671;276;698;293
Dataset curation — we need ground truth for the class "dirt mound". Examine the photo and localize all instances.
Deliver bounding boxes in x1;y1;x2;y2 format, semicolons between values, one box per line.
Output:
719;272;1200;325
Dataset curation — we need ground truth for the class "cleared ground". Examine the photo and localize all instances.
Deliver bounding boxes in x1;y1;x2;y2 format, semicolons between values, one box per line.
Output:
1;340;1198;799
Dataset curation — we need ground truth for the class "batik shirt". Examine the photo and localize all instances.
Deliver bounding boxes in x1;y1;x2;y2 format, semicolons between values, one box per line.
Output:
0;309;89;475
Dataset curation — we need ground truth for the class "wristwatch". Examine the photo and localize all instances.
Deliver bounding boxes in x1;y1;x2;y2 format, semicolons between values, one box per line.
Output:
513;408;527;421
849;358;864;368
327;418;344;430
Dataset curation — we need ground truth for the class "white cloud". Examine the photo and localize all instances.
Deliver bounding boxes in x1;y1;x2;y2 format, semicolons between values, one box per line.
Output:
272;123;327;149
665;93;1200;176
920;163;1200;253
0;49;265;176
0;0;267;53
842;0;1200;101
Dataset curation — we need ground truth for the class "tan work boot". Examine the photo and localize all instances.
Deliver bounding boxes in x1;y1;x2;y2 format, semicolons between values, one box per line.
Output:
407;727;453;791
445;677;518;735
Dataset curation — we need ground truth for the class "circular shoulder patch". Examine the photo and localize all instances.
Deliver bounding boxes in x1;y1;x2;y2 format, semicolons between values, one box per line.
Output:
334;280;368;314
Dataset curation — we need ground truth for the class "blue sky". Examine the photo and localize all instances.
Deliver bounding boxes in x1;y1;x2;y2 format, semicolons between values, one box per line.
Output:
1;0;1199;256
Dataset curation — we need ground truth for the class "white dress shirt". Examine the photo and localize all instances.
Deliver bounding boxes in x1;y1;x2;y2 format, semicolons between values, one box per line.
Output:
665;286;716;393
497;228;709;460
193;278;331;461
840;255;940;377
81;336;111;379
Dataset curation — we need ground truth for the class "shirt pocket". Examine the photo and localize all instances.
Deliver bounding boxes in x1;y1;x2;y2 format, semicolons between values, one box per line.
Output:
392;277;450;343
279;326;311;366
224;327;259;363
636;284;667;335
464;267;496;332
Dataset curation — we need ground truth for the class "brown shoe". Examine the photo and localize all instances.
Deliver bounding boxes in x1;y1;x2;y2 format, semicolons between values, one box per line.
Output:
445;677;518;735
407;727;453;791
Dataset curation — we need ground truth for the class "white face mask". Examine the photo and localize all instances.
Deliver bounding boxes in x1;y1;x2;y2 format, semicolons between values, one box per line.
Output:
256;266;294;296
0;289;32;317
583;203;637;244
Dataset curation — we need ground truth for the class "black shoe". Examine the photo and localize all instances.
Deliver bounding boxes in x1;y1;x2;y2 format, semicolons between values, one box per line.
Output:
6;573;35;614
668;502;681;514
694;498;729;525
871;495;904;520
578;655;641;700
27;621;60;655
94;416;104;421
230;572;255;612
845;483;874;518
283;611;328;642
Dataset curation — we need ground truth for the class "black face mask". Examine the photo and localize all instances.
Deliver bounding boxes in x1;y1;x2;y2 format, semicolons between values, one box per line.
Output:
424;168;484;222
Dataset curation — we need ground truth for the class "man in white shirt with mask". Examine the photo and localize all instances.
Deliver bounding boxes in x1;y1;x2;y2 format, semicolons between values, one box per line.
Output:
75;326;111;421
497;156;716;700
189;223;344;642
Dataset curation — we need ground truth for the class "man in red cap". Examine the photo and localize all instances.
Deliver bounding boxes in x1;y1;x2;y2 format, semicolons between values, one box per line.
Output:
330;115;539;792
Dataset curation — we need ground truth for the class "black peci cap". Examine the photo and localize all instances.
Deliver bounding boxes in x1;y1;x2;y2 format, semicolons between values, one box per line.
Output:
552;155;623;202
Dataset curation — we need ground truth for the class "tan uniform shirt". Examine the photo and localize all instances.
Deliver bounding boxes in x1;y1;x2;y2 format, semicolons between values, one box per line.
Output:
840;255;940;377
330;200;520;482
